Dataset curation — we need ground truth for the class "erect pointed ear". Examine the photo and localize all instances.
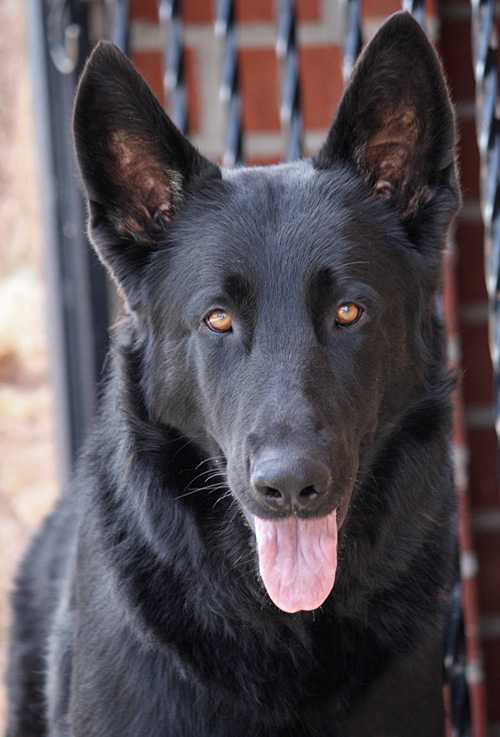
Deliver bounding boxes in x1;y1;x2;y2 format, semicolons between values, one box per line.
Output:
73;42;221;290
313;12;459;223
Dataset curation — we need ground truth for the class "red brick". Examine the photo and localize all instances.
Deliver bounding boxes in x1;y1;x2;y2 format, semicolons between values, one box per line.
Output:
295;0;320;21
183;0;213;24
299;46;343;130
239;49;280;132
245;156;283;167
470;682;490;737
236;0;272;22
456;220;487;304
424;0;439;18
460;323;494;405
469;688;489;737
130;0;213;25
475;530;500;614
132;51;165;107
468;428;500;508
362;0;400;17
130;0;157;21
452;394;468;449
458;491;475;553
457;118;480;201
482;638;500;722
133;49;200;134
234;0;319;23
184;48;200;133
443;251;459;334
439;19;475;101
361;0;438;16
462;579;483;658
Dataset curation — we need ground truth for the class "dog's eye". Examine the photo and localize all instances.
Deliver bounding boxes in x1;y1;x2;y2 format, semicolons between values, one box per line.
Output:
335;303;362;327
205;310;232;333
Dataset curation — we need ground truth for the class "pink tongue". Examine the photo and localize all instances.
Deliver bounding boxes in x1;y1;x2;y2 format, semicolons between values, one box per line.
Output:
254;510;338;613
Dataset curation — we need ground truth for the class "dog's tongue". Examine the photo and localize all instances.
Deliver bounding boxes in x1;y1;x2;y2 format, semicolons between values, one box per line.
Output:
254;510;338;613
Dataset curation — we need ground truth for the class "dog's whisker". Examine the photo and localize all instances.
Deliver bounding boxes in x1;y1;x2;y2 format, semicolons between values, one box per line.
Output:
212;490;233;508
179;467;224;488
205;472;226;484
194;456;226;470
171;434;203;459
174;481;229;501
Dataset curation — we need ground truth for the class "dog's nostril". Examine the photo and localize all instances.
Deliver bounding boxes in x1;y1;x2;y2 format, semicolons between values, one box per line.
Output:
264;487;282;500
299;485;318;501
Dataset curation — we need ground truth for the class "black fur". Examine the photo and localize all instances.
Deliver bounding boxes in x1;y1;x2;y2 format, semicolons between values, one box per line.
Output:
6;13;460;737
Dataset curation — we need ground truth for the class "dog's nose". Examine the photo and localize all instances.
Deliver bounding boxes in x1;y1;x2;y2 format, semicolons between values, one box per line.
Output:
250;453;331;513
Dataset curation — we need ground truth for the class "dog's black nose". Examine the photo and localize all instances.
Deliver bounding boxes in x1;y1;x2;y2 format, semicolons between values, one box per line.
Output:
250;453;331;513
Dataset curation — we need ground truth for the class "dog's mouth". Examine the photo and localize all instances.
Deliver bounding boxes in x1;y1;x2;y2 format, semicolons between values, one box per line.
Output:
244;492;352;614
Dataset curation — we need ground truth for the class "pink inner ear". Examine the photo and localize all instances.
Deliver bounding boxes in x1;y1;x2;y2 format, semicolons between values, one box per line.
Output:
362;106;422;200
108;129;177;227
363;136;415;204
130;168;175;223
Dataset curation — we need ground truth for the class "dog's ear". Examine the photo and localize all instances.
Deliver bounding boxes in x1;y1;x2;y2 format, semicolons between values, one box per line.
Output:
314;12;459;225
73;42;220;292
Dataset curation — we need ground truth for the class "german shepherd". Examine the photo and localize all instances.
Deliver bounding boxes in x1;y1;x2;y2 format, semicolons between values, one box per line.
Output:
6;12;460;737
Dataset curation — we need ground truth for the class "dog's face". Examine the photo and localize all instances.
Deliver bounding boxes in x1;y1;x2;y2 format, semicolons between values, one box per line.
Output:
152;164;421;508
73;12;459;613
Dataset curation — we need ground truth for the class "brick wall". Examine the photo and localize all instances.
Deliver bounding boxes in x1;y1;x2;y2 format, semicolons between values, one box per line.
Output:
129;1;498;733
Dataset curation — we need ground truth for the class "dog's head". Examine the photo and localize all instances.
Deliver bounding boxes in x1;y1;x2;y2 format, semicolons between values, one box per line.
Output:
74;12;459;613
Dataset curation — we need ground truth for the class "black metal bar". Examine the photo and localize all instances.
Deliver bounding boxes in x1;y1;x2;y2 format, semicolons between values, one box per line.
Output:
215;0;243;167
443;576;472;737
107;0;130;52
159;0;188;133
402;0;425;28
341;0;362;83
28;0;110;481
276;0;302;161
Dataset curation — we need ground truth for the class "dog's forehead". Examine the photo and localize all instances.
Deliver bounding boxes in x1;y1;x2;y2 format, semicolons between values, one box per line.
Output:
221;160;345;221
175;160;409;291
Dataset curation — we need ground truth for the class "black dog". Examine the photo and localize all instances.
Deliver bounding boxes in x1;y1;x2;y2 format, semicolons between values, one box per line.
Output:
7;12;460;736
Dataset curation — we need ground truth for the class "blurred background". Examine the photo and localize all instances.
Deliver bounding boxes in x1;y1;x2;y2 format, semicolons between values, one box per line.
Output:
0;0;499;735
0;0;58;727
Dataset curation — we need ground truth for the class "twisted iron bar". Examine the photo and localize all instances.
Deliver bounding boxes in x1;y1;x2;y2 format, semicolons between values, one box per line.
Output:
401;0;425;28
276;0;302;161
215;0;242;166
159;0;188;133
471;0;500;440
444;579;472;737
341;0;362;83
106;0;130;52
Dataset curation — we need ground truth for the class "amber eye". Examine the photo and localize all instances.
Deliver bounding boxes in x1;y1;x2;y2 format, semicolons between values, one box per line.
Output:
205;310;232;333
335;303;362;327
